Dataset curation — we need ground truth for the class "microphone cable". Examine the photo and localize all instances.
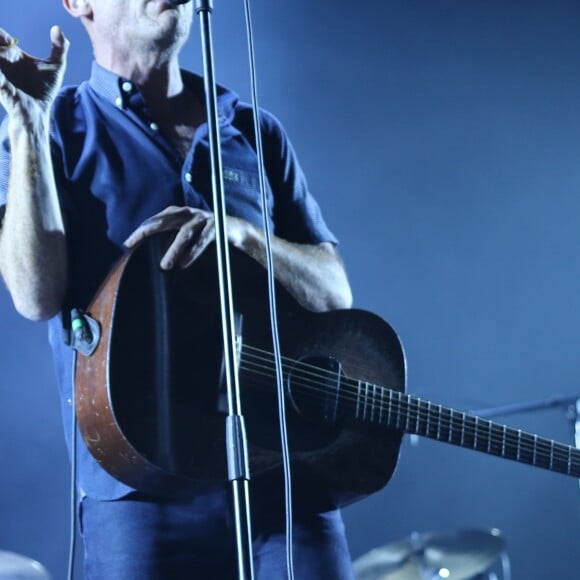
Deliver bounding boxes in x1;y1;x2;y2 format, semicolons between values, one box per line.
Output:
66;349;79;580
242;1;295;577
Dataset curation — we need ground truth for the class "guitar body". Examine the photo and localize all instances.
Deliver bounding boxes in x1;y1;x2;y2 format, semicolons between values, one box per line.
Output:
75;235;407;506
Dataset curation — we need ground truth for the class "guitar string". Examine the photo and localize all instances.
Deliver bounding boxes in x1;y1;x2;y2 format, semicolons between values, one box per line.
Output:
239;345;579;472
242;356;574;468
241;358;578;474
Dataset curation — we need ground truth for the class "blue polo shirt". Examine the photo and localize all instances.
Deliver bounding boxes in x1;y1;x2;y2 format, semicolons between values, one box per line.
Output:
0;62;337;500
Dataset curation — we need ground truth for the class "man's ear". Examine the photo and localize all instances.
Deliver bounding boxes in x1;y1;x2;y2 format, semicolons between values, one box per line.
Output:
62;0;92;19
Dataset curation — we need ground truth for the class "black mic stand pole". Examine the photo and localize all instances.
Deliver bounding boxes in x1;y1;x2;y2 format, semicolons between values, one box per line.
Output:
194;1;254;578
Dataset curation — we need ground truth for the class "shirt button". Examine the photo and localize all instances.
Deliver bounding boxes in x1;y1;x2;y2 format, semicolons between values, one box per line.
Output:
150;122;159;132
185;172;193;183
115;96;123;107
121;81;133;93
67;398;73;407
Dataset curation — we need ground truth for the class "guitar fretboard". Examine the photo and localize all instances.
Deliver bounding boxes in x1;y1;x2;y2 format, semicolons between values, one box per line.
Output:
239;343;580;479
352;379;580;478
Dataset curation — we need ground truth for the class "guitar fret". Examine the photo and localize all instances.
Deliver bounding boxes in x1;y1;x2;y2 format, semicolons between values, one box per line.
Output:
448;409;453;443
463;415;475;449
395;392;402;430
488;423;499;455
535;438;551;469
551;442;569;473
481;418;488;451
414;398;421;434
416;400;424;436
502;425;506;457
363;382;369;421
521;433;534;465
448;410;458;445
438;407;451;442
503;426;518;461
421;400;430;436
343;370;578;479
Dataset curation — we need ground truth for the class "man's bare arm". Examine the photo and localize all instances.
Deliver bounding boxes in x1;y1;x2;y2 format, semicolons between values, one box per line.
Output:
228;218;352;312
0;26;69;321
125;206;353;313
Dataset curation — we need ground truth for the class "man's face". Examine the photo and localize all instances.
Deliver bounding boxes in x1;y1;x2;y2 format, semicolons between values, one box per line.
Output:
88;0;193;58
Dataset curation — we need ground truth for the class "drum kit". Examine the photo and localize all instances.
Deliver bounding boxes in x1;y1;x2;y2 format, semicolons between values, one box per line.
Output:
353;528;510;580
0;551;51;580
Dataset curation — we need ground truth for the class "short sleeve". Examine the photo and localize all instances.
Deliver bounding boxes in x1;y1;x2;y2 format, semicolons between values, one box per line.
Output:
256;110;338;246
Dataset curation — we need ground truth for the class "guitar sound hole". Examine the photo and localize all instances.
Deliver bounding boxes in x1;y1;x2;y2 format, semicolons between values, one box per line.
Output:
288;355;342;426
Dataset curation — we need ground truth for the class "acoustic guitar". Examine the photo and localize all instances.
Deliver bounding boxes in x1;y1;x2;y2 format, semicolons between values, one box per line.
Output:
75;234;580;506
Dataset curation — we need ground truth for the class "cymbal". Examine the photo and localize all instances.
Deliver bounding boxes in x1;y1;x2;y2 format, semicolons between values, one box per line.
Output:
353;528;505;580
0;550;52;579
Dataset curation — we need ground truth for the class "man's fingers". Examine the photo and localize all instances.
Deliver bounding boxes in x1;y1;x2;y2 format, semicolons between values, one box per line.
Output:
160;215;210;269
153;210;214;269
48;26;69;65
124;207;204;248
0;29;17;49
123;208;214;269
0;69;18;106
177;226;214;269
123;215;185;247
123;218;165;247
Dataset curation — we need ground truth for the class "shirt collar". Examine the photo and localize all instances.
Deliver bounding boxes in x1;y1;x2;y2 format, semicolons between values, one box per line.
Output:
88;61;239;124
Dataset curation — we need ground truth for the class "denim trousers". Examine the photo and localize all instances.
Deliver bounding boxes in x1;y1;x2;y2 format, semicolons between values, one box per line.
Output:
79;486;354;579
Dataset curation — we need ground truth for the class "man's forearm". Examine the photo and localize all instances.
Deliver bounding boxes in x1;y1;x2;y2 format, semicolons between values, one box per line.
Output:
0;118;67;321
231;218;353;313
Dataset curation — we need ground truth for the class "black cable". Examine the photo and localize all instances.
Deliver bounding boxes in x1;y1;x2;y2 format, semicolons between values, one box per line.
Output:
242;2;295;577
66;350;78;580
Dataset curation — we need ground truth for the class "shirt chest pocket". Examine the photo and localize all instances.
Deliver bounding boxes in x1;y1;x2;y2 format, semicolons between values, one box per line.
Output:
192;165;275;232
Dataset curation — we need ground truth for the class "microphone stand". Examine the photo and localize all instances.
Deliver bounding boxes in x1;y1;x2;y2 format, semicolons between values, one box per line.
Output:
194;2;254;578
469;394;580;420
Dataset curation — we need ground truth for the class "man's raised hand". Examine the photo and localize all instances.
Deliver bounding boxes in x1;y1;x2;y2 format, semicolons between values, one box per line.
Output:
0;25;69;125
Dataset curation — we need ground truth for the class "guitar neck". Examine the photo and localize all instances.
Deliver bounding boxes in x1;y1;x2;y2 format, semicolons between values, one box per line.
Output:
352;379;580;478
239;341;580;480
